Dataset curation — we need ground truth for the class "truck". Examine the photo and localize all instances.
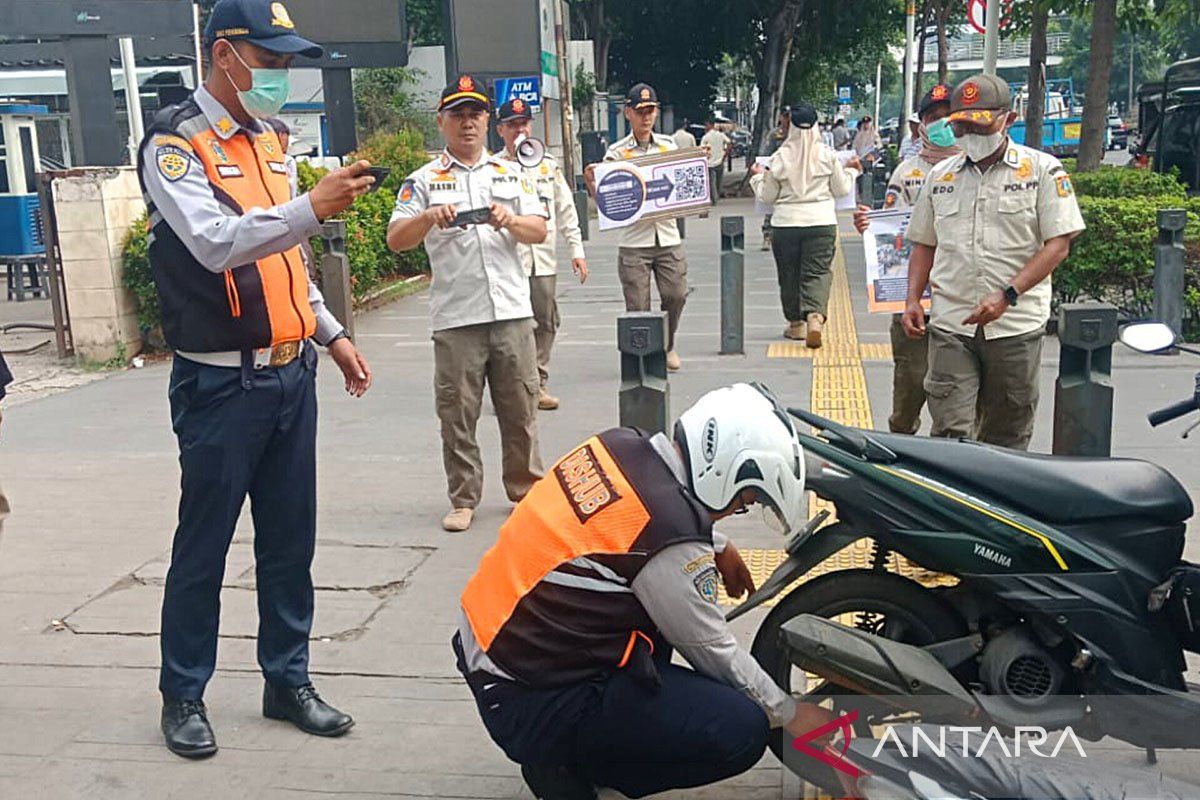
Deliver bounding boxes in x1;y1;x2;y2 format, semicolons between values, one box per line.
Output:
1132;57;1200;194
1007;78;1105;156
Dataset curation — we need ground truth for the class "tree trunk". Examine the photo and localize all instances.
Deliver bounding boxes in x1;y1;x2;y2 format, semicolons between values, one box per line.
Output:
914;4;933;112
748;0;805;166
1025;3;1049;151
1077;0;1117;171
936;4;951;84
587;0;611;92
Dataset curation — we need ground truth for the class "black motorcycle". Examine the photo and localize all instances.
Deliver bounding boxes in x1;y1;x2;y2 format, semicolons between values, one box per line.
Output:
731;322;1200;790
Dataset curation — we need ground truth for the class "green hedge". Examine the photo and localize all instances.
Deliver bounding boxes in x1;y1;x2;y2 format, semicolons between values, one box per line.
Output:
123;129;432;343
1055;166;1200;339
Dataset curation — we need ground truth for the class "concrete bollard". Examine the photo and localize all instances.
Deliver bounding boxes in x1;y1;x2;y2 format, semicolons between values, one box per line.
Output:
618;312;670;433
720;216;745;355
1053;303;1118;457
676;217;686;239
574;189;589;242
1154;208;1187;344
318;220;355;340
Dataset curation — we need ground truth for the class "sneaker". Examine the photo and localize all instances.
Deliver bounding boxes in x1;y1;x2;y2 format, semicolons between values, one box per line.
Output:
806;313;824;349
442;507;474;532
538;390;560;410
666;350;682;372
783;321;806;340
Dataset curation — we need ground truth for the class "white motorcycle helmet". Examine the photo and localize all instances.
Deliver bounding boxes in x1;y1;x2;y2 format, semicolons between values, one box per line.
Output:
673;383;806;536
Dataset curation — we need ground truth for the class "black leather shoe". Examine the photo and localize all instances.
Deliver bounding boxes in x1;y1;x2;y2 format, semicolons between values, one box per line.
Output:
520;764;597;800
161;698;217;759
262;682;354;737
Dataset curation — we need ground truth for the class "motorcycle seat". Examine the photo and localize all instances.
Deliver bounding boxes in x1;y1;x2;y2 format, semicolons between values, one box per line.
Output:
868;432;1193;525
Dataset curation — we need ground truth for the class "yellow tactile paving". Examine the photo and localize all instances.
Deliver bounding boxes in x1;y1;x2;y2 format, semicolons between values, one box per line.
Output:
732;243;950;605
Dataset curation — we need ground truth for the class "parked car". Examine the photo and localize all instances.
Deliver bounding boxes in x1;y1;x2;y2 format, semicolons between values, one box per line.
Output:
730;129;751;159
1108;115;1130;149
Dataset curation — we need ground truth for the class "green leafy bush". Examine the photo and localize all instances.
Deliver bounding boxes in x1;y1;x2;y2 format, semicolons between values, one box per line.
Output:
1066;165;1187;200
121;213;158;333
1056;191;1200;339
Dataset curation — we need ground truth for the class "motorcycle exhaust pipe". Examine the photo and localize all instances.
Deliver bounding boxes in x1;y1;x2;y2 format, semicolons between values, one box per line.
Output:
783;614;983;720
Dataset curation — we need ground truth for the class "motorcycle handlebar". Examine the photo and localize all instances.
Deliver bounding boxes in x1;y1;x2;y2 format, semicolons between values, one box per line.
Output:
1148;397;1200;427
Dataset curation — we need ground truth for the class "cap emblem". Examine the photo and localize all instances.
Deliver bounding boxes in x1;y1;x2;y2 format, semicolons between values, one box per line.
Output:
459;75;474;92
640;88;650;100
931;85;948;101
512;98;525;114
270;3;295;29
962;82;980;106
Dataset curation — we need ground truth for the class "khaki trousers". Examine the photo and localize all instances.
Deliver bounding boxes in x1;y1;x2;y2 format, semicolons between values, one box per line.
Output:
529;275;560;389
924;325;1044;451
617;245;688;351
432;318;544;509
889;313;929;434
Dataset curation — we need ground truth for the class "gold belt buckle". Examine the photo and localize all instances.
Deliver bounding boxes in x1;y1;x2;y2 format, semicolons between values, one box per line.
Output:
269;340;300;367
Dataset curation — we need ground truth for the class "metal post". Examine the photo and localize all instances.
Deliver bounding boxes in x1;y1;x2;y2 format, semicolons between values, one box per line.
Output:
192;2;205;85
119;37;145;158
322;68;357;158
1053;303;1118;457
1154;208;1187;343
318;220;355;341
874;60;882;126
983;0;1001;76
720;216;744;355
617;312;669;433
574;189;589;241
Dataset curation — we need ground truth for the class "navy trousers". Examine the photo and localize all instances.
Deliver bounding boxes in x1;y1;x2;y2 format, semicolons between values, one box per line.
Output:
454;635;769;798
160;347;318;699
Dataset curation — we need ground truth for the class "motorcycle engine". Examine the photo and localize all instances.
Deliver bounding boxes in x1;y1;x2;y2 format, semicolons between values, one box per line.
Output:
979;625;1065;704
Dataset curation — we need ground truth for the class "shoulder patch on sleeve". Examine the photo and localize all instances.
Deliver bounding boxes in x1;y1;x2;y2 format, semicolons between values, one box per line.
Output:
153;134;192;152
691;563;720;604
398;178;416;204
1055;174;1074;197
156;144;192;182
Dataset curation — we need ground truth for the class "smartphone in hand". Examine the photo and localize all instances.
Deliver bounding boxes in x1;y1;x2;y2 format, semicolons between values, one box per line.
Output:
365;166;392;193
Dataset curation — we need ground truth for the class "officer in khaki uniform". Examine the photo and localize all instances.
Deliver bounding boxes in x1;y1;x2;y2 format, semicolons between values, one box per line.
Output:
854;83;958;434
494;98;588;411
905;75;1085;450
387;76;549;533
585;83;688;372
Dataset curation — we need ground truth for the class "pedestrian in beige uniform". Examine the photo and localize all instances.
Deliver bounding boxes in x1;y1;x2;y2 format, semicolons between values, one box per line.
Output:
905;75;1085;450
387;75;549;532
494;98;588;411
585;82;688;372
854;83;958;434
750;103;860;348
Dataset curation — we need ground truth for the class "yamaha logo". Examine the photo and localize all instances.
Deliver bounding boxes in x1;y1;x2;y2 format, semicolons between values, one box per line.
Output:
702;418;718;462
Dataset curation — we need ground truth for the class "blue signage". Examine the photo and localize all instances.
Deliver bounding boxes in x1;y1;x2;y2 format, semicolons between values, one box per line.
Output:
494;76;542;112
838;86;852;101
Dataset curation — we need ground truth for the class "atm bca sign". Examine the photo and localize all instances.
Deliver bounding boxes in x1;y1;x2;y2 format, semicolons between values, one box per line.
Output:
496;76;542;112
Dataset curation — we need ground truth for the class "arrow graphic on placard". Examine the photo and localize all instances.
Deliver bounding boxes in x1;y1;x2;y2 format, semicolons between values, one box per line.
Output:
646;176;674;202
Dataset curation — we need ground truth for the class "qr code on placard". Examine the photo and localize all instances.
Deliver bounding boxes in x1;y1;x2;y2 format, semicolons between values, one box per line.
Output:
667;164;708;202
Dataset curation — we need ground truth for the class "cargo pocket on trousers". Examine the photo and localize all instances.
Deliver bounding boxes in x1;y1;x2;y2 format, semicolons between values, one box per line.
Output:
923;375;959;401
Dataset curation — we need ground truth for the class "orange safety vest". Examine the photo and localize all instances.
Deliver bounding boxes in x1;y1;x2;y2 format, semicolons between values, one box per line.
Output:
138;95;315;353
461;427;712;687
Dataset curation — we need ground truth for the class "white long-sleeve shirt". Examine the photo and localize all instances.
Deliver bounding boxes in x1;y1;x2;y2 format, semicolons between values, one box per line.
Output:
750;145;859;228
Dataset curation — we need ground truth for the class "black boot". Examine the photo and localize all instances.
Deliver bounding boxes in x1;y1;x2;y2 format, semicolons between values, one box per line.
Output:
262;682;354;737
520;763;597;800
161;698;217;759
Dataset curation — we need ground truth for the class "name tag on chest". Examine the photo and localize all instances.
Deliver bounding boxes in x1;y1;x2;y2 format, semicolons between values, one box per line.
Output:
266;161;288;175
216;164;244;179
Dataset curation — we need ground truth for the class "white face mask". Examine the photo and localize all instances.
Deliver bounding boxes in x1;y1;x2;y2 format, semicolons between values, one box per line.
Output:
959;130;1006;162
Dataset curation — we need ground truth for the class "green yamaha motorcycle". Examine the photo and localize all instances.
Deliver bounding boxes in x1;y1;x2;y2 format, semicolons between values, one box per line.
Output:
733;322;1200;790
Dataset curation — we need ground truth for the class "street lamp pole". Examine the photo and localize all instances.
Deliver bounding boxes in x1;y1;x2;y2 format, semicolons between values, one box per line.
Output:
983;0;1001;75
902;0;915;127
875;60;882;126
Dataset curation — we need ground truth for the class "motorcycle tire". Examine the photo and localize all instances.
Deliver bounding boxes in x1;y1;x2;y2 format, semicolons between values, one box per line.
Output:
749;568;966;792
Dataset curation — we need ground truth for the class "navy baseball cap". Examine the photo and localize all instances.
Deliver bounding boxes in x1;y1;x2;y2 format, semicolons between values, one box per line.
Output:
497;97;534;122
789;103;817;129
626;83;659;109
439;75;491;111
204;0;324;59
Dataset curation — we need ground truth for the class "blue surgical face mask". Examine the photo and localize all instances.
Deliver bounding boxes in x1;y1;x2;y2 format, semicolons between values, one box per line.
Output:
925;118;956;148
225;44;290;119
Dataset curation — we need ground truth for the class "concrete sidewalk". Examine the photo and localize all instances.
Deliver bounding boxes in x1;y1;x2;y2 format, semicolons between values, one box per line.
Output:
2;198;1200;798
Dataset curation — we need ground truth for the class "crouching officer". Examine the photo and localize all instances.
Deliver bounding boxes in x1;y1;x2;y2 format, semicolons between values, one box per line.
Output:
139;0;375;758
453;384;834;799
494;98;588;411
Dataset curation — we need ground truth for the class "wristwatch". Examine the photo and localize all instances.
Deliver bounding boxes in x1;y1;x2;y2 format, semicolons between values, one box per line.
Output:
1003;285;1020;307
327;328;350;346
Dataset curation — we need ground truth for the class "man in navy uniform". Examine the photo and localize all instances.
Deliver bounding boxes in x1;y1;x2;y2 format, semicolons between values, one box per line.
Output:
139;0;375;758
